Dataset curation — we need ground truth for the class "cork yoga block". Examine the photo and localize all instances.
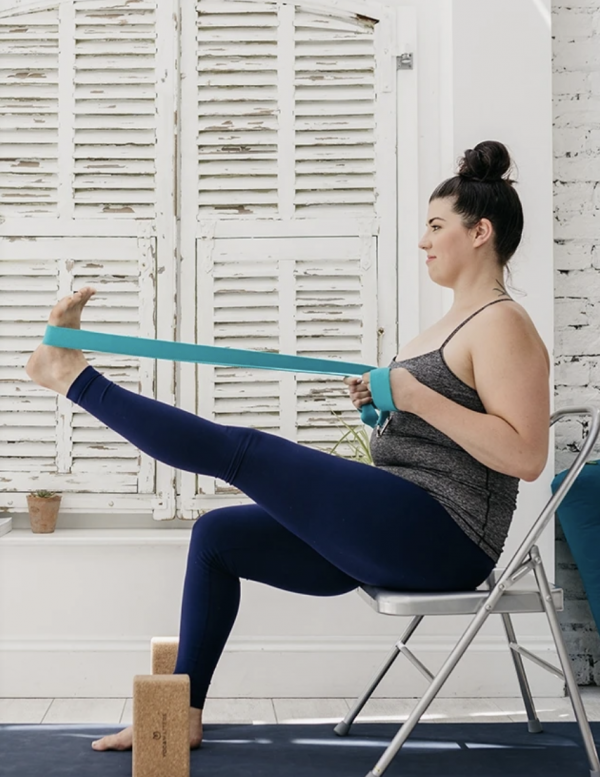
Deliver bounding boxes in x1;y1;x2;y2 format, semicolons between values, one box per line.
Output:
133;674;190;777
151;636;180;675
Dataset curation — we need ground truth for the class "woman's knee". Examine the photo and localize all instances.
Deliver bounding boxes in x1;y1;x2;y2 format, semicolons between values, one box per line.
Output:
190;507;233;549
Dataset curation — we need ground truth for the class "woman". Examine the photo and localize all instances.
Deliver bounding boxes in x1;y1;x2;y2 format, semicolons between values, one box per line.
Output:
25;140;550;752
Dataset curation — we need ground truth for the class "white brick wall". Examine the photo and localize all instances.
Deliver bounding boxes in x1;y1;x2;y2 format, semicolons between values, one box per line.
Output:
553;0;600;684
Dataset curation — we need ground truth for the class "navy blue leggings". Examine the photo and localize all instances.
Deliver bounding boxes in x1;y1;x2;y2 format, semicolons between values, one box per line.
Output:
67;366;494;708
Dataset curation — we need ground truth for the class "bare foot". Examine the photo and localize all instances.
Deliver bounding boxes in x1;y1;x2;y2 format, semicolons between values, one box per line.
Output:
91;708;203;752
25;286;96;396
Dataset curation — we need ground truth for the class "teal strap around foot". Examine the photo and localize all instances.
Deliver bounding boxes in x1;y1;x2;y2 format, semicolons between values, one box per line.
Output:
43;325;389;429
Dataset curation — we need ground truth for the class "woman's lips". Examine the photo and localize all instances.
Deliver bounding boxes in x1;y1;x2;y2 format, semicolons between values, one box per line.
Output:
426;256;436;264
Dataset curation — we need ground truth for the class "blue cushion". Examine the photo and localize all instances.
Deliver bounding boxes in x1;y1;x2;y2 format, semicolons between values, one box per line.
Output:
552;461;600;633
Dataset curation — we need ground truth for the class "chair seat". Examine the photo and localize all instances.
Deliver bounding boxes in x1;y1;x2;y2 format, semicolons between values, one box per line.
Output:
359;580;564;617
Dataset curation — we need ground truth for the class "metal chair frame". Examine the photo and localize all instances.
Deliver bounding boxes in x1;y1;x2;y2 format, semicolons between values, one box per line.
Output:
334;407;600;777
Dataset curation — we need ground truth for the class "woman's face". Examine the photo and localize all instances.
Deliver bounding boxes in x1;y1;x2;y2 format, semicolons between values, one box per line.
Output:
418;197;490;288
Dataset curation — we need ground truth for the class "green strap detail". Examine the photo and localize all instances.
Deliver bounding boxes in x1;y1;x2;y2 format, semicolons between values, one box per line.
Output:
369;367;398;412
43;325;388;428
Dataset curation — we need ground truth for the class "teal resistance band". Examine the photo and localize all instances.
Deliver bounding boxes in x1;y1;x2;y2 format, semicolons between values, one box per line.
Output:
43;325;390;429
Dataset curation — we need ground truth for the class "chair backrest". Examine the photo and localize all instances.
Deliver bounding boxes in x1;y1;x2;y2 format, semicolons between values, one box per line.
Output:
498;406;600;585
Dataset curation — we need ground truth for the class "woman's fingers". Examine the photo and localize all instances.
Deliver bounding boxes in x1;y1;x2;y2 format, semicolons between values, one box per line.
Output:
343;377;373;409
349;388;373;408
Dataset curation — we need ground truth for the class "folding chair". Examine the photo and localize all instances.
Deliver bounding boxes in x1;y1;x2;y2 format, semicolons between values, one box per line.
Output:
335;406;600;777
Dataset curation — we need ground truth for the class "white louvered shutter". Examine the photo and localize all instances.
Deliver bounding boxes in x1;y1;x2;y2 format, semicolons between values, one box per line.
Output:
0;238;155;494
196;1;279;217
73;0;158;218
0;6;60;216
294;7;378;216
198;231;377;449
0;0;177;515
178;0;397;509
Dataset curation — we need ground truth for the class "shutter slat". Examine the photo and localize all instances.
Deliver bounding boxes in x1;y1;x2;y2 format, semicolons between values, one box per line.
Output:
75;114;155;129
74;144;155;159
74;159;155;173
0;99;57;113
295;56;375;73
198;101;276;117
1;173;57;188
198;85;276;100
74;99;155;114
296;129;374;146
296;190;375;206
198;117;277;132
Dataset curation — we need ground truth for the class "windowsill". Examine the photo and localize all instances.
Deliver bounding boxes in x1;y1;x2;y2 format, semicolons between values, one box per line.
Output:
2;512;199;533
0;525;193;546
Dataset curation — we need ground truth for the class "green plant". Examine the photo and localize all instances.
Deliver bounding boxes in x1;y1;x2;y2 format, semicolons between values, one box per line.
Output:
29;490;58;498
328;411;373;465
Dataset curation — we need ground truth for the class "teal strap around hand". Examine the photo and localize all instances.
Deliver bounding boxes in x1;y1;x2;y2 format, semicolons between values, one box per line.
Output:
43;325;389;428
369;367;398;412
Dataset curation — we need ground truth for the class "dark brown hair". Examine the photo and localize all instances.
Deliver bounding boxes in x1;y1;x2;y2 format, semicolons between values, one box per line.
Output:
430;140;524;268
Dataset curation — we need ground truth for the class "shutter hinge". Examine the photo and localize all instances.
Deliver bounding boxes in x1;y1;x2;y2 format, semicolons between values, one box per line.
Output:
396;53;413;70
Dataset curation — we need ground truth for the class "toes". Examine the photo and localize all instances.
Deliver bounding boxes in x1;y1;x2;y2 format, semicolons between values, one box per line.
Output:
92;736;111;750
71;287;95;305
91;735;123;751
77;286;96;301
48;287;95;326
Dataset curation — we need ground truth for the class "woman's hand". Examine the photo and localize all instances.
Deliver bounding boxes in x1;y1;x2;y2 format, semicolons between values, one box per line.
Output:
344;376;373;410
345;368;421;412
362;368;421;413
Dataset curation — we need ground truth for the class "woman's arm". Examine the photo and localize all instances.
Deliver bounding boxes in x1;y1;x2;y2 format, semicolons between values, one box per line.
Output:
384;305;551;482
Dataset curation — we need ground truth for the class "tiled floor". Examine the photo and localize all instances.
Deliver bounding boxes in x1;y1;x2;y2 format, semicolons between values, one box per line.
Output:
2;688;600;726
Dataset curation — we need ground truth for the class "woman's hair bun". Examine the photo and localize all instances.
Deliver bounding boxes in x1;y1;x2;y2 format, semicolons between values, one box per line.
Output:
458;140;513;184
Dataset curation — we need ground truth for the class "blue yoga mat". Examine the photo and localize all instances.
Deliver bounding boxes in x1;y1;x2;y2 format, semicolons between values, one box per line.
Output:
1;721;598;776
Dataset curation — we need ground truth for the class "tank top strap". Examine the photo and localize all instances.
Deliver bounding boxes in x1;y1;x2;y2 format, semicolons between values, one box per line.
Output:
440;298;512;350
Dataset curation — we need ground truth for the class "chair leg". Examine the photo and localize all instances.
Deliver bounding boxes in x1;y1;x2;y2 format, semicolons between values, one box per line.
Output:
363;602;494;777
501;612;543;733
334;616;423;737
532;547;600;777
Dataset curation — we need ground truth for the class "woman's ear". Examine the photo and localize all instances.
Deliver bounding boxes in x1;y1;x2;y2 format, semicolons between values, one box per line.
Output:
473;218;493;248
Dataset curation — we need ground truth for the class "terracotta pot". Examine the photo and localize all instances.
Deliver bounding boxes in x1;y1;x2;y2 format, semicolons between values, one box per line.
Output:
26;494;61;534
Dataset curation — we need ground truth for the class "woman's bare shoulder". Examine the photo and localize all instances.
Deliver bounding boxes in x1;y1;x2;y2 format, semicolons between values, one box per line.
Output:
476;299;550;370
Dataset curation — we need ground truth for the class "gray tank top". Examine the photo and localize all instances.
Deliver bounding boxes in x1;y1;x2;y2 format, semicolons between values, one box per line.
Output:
369;299;519;562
